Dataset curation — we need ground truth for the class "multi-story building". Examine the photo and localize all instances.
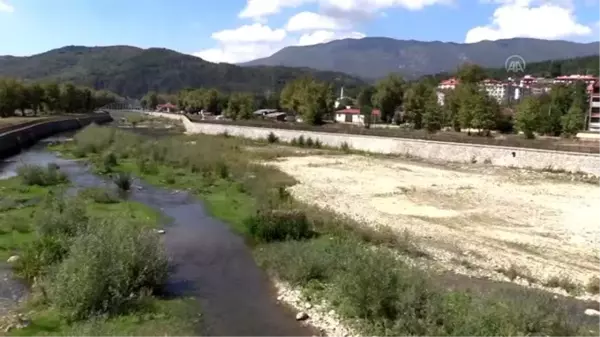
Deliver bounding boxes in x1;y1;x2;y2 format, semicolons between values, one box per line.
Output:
481;79;507;103
587;81;600;132
554;75;598;86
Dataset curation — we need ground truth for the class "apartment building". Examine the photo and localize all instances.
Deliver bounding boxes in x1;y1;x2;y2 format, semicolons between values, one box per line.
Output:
588;81;600;132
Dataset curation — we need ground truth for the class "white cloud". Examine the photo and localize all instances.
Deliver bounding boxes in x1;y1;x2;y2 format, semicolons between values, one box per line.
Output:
297;30;366;45
239;0;314;19
194;42;287;63
238;0;451;20
211;23;286;43
285;11;348;31
465;0;592;43
0;0;14;13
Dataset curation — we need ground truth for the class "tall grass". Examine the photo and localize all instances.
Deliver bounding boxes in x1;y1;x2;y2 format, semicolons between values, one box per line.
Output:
17;163;68;186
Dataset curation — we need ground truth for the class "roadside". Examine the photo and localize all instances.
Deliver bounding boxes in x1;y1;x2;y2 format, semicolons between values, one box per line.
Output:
50;123;600;336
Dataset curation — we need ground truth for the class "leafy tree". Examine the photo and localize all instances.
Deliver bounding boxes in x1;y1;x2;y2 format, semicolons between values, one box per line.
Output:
360;104;373;128
561;97;585;136
43;82;63;113
422;89;442;133
456;63;486;84
0;78;19;117
443;90;461;131
373;74;405;123
337;97;354;108
403;81;432;129
226;92;255;120
515;96;541;139
60;83;81;113
28;83;45;115
141;91;159;110
472;94;499;135
357;86;375;108
203;89;220;112
14;81;31;115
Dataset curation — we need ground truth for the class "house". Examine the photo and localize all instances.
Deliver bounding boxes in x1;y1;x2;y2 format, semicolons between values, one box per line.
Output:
156;103;177;113
335;107;381;125
264;112;287;121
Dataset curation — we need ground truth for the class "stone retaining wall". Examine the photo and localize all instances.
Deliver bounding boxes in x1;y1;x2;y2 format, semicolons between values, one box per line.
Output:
0;113;113;159
148;112;600;176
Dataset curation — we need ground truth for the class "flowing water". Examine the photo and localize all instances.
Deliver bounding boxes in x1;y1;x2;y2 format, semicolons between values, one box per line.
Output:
0;136;315;336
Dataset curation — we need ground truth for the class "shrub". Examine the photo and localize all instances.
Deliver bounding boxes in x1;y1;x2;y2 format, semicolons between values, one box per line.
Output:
47;218;168;321
34;195;89;238
585;276;600;294
544;275;580;294
73;124;115;155
114;172;132;191
14;235;69;283
244;209;312;243
306;137;314;147
80;187;121;204
314;139;323;148
267;132;279;144
340;141;350;152
297;135;305;147
17;163;68;186
101;152;118;173
290;138;298;146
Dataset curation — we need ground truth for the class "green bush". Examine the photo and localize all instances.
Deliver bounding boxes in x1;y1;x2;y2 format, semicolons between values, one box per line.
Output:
14;235;69;283
255;237;586;336
80;187;121;204
34;195;89;238
114;172;132;191
47;218;168;321
17;163;68;186
305;137;314;147
245;210;313;243
101;152;119;173
267;132;279;143
340;141;350;152
297;135;305;147
73;124;115;155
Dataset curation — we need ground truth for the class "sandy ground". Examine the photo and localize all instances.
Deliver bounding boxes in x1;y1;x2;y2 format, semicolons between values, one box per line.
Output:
267;154;600;297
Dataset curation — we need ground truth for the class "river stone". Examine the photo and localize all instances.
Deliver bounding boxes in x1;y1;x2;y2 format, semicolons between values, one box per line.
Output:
6;255;20;263
296;312;309;321
155;229;166;234
584;308;600;316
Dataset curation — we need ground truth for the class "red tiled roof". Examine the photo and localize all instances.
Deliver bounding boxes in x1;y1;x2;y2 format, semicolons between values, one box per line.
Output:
336;108;381;116
439;78;459;86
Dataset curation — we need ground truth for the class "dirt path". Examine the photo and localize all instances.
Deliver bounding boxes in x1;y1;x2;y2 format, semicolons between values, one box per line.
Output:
268;154;600;298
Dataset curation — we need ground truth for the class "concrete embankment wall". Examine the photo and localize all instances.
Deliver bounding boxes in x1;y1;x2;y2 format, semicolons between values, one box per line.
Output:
148;112;600;176
0;113;113;159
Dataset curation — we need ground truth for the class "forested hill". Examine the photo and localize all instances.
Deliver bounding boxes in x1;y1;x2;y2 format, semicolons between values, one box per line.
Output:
0;45;366;98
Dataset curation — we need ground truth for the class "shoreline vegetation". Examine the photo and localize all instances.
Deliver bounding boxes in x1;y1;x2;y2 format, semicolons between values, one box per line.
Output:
0;163;200;335
42;123;598;336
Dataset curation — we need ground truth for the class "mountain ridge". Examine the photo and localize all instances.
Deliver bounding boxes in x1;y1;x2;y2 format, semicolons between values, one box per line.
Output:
0;45;367;98
240;37;600;80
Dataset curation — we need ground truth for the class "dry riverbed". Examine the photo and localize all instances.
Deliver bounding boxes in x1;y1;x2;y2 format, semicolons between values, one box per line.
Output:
267;154;600;300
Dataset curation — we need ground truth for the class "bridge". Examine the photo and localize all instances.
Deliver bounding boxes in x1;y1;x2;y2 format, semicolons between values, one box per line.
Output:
97;100;144;113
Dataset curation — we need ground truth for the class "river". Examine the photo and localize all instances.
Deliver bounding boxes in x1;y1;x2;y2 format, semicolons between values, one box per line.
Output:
0;133;315;336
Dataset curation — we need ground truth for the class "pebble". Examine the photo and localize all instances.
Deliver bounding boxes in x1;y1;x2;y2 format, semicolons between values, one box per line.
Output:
584;308;600;316
6;255;20;263
155;229;166;234
296;312;309;321
305;303;313;309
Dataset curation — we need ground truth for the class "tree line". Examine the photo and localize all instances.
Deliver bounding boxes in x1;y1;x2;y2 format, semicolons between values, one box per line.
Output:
0;78;121;118
139;62;591;137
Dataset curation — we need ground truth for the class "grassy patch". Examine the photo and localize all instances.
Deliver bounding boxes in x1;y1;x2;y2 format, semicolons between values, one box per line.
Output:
51;124;597;336
1;167;195;335
10;298;199;336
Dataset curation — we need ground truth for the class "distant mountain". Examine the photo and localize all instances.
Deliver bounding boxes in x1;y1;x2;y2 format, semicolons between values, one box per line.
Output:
240;37;600;80
0;46;366;97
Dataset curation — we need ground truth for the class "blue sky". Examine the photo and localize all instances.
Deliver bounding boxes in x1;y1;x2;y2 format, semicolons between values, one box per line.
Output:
0;0;598;63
